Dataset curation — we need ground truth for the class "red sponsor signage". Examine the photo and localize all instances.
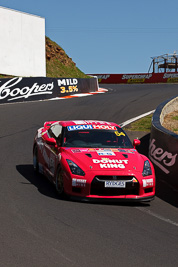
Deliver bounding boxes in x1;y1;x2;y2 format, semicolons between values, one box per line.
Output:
93;125;117;130
89;73;178;84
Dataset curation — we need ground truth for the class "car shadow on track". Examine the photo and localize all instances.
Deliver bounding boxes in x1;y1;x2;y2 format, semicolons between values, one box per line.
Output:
16;164;66;201
138;133;178;208
16;164;150;207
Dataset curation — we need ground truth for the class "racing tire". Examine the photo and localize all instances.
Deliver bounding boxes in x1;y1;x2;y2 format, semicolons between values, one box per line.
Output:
55;166;64;196
33;145;39;173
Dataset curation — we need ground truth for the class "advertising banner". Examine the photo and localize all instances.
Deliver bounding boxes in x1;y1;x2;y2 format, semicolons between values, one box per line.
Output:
149;126;178;187
90;72;178;84
149;97;178;188
0;77;98;104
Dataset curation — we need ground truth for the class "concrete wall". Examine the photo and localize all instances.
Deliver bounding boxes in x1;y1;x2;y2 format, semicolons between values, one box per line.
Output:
0;6;46;77
0;77;98;104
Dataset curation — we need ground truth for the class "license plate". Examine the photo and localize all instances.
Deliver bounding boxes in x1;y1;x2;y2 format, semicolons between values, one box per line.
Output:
105;181;126;188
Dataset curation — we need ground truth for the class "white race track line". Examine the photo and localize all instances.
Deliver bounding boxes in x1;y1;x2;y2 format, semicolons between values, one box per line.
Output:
120;110;155;127
136;207;178;227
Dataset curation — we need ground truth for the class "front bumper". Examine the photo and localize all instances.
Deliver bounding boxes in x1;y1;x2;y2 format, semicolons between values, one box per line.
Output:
65;170;155;201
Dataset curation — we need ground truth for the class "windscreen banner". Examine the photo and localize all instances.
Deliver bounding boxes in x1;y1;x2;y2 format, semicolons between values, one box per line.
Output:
0;77;98;104
90;72;178;84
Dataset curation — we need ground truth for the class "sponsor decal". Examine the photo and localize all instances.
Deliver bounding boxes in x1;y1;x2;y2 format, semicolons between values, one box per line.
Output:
118;149;135;153
57;79;79;94
96;75;110;83
111;148;119;152
72;178;86;187
59;86;78;94
0;77;54;101
97;151;116;156
72;149;81;153
57;78;78;86
115;131;125;136
163;73;178;79
71;148;90;153
38;141;55;173
143;178;153;188
95;149;108;151
149;139;177;174
37;128;43;138
73;120;112;125
105;181;125;188
67;125;93;131
163;73;178;83
122;74;152;80
38;142;49;166
128;78;145;83
167;78;178;83
96;74;110;80
68;124;116;131
93;125;117;130
92;158;128;169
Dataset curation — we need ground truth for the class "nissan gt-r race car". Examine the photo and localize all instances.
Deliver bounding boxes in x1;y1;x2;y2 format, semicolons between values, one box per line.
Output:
33;120;155;202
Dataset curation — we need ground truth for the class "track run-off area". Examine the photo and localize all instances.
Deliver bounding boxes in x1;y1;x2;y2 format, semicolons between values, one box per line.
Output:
0;83;178;267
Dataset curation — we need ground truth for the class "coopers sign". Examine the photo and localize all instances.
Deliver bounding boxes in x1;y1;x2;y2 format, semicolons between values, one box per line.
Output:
0;77;98;104
0;77;54;101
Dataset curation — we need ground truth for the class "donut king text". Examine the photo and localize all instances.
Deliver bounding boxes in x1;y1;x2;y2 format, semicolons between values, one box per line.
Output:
92;159;128;169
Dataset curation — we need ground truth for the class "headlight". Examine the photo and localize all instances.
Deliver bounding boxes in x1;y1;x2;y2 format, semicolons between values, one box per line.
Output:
66;159;85;176
142;160;152;177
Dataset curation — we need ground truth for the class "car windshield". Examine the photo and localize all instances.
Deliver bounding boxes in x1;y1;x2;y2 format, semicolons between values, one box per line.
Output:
63;126;133;148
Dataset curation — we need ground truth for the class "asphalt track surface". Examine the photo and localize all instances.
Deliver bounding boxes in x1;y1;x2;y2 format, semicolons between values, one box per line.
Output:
0;83;178;267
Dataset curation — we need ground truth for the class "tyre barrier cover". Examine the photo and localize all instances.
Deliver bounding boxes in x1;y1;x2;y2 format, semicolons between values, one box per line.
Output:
149;96;178;188
0;77;98;104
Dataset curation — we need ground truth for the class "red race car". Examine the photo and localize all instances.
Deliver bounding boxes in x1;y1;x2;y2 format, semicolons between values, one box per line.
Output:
33;120;155;202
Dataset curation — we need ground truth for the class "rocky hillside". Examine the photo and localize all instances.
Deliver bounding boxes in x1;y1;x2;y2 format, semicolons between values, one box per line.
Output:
46;37;88;78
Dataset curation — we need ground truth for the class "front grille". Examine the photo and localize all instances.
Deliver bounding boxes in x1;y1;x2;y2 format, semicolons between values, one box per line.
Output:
90;176;139;196
95;175;135;181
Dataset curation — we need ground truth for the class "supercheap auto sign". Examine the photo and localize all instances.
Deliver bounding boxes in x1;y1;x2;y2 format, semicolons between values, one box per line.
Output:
90;72;178;84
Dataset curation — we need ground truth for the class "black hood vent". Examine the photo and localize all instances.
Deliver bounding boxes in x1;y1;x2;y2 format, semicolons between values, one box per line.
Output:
85;153;92;158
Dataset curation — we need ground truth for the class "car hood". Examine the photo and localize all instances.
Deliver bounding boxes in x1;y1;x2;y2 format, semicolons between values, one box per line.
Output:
62;147;145;173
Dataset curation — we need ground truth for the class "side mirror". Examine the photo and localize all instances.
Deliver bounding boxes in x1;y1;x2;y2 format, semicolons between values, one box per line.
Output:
42;134;57;146
46;137;57;146
133;139;141;148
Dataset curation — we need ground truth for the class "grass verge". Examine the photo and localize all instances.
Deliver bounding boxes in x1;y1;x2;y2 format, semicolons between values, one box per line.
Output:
123;114;152;132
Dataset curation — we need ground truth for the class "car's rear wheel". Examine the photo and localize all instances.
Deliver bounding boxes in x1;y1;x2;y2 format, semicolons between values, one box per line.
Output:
33;145;39;173
55;166;64;196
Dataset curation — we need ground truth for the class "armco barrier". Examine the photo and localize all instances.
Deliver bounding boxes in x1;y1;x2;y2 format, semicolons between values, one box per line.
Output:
89;72;178;84
149;96;178;188
0;77;98;104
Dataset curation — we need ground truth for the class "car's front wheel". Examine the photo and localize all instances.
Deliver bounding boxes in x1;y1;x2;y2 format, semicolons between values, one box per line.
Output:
55;166;64;196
